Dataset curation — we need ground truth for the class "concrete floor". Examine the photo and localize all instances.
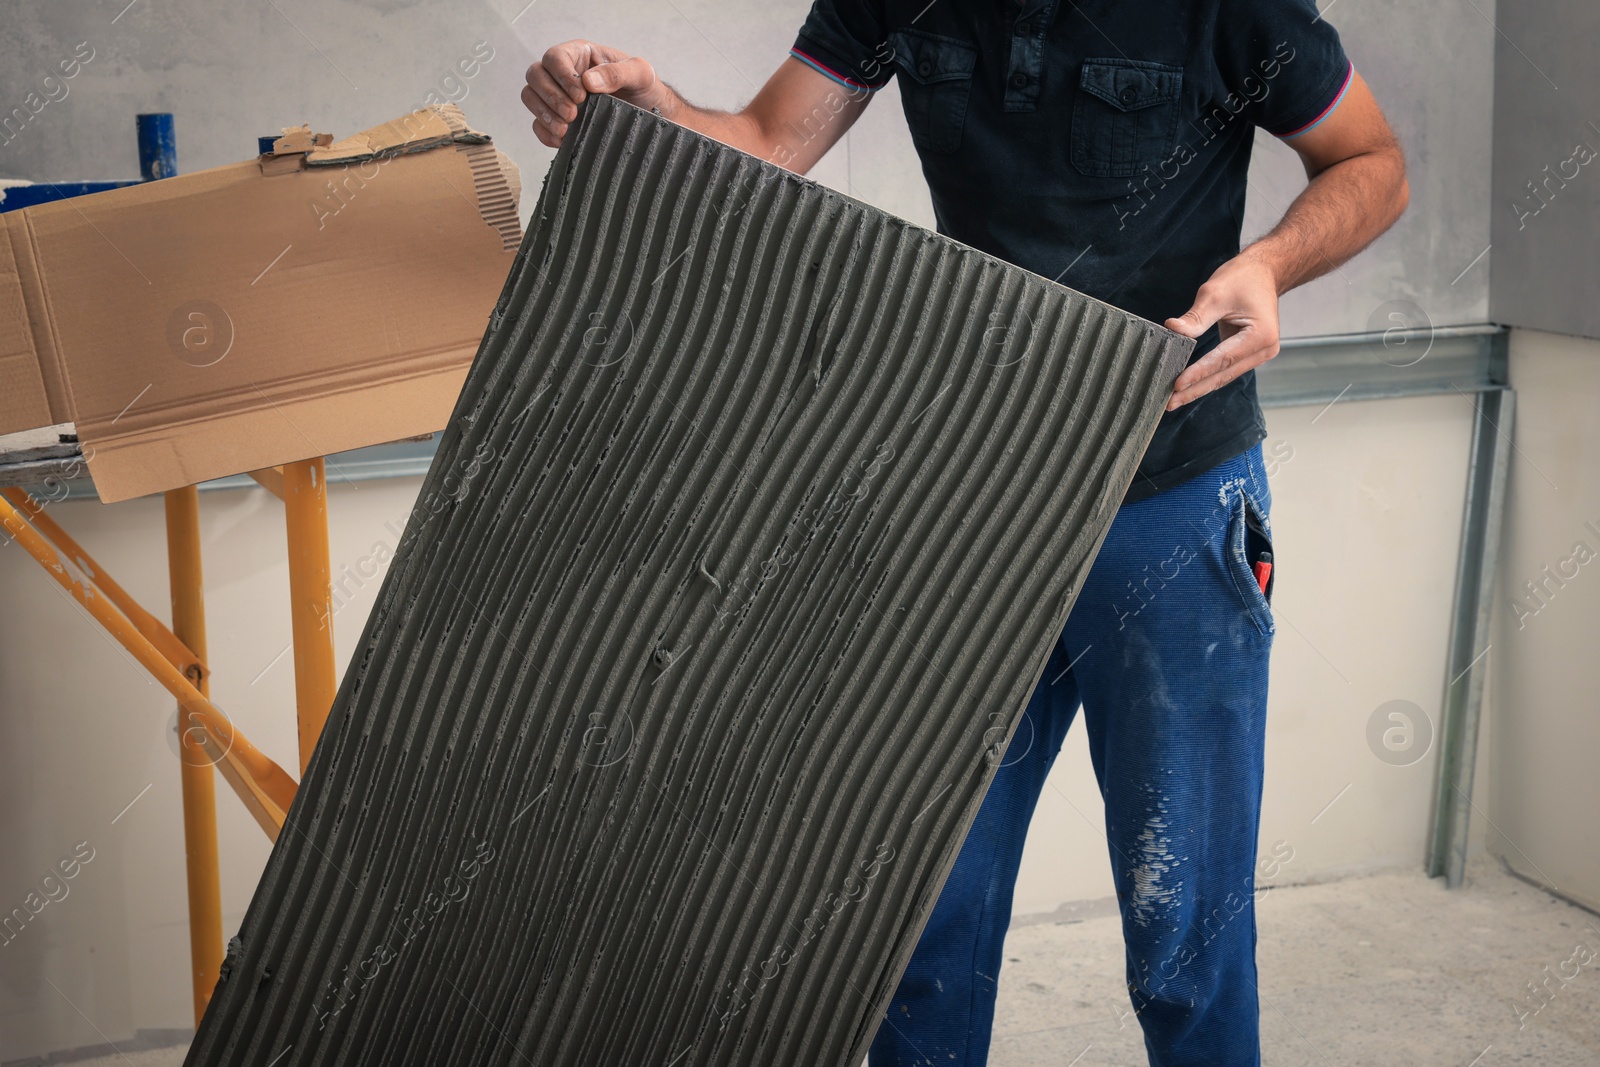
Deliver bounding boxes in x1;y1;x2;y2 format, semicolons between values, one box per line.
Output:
44;860;1600;1067
991;859;1600;1066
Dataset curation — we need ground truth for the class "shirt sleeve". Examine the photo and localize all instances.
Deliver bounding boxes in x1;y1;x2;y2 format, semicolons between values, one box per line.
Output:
1218;0;1354;139
791;0;894;92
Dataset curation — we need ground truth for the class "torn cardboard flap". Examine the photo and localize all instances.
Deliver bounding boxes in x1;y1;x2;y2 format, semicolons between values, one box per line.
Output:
269;125;332;156
305;103;489;165
0;104;521;503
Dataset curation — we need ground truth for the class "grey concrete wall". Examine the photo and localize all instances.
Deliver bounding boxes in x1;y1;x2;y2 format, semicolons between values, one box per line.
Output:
1488;329;1600;913
1248;0;1497;337
1489;0;1600;340
0;0;935;237
0;0;1493;337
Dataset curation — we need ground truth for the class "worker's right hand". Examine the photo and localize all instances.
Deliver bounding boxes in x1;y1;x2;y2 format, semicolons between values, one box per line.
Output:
524;41;663;148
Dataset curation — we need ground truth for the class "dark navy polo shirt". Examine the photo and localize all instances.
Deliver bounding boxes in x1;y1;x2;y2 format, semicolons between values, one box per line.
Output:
791;0;1352;500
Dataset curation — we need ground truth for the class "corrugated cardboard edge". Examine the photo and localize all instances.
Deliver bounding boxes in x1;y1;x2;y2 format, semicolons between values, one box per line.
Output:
311;103;521;250
463;143;521;252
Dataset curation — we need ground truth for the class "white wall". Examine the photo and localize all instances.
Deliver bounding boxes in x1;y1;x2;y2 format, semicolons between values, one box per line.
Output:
1487;328;1600;913
0;480;423;1058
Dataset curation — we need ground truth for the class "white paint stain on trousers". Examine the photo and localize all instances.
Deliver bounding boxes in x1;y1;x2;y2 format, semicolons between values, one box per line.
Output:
1129;800;1183;928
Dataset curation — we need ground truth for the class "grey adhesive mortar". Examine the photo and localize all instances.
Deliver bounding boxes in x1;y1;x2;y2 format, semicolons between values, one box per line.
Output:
185;94;1191;1067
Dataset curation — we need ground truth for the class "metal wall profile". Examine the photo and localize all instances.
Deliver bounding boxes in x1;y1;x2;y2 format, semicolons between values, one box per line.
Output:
1427;386;1514;887
1257;323;1506;407
1262;323;1513;889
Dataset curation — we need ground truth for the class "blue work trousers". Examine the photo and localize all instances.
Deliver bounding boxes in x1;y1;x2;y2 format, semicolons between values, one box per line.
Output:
870;444;1276;1067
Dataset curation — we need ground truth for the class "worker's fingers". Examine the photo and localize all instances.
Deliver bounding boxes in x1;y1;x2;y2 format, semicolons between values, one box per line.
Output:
525;91;551;126
526;40;654;147
1164;251;1281;409
528;42;657;147
523;65;580;124
541;41;601;104
1173;326;1257;387
522;85;570;148
541;117;571;147
1165;325;1280;409
1164;289;1226;340
581;56;658;97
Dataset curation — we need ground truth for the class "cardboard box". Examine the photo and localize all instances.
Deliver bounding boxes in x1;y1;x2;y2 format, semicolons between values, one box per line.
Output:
0;103;520;502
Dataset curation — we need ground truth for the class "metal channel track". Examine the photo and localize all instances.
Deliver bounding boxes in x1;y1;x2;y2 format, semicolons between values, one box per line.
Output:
185;95;1188;1067
1427;387;1515;887
1254;323;1505;408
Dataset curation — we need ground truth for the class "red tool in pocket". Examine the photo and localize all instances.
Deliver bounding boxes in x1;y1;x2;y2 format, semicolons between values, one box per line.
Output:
1253;551;1273;596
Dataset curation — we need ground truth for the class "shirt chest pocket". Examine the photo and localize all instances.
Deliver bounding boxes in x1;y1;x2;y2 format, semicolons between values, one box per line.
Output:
890;29;978;155
1071;58;1184;178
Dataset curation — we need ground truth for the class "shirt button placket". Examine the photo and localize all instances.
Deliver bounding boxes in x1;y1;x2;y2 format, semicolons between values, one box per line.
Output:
1005;1;1052;111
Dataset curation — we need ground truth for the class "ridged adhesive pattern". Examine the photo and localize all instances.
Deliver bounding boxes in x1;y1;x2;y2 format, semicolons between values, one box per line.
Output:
187;95;1191;1067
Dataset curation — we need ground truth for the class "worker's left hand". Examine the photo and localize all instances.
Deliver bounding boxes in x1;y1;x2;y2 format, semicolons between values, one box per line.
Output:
1162;250;1281;411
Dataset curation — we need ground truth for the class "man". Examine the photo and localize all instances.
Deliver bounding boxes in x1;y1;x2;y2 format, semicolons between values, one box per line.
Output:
524;2;1406;1062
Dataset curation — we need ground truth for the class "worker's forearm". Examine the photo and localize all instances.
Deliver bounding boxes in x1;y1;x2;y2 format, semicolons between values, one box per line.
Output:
641;82;781;164
539;49;865;174
1243;147;1410;295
